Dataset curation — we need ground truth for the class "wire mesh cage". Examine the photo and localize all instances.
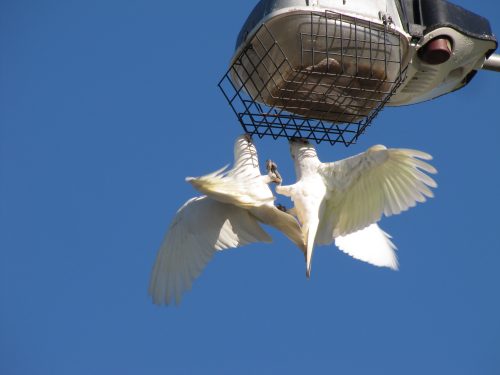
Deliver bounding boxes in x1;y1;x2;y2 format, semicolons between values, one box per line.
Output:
219;10;408;146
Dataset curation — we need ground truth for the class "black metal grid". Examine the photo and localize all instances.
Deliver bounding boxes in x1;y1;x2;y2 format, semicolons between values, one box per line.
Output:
219;10;407;146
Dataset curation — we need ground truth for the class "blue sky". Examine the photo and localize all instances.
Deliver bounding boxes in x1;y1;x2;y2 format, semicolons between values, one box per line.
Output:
1;1;499;374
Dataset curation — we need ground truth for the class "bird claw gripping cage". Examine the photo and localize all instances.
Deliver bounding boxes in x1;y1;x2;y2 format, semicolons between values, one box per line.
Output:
219;0;498;146
219;9;408;146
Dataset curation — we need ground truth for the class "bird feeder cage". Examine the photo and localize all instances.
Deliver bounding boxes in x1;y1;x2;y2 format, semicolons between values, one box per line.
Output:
219;0;498;145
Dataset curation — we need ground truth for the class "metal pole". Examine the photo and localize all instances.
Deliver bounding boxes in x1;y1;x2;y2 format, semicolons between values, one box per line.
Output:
482;54;500;72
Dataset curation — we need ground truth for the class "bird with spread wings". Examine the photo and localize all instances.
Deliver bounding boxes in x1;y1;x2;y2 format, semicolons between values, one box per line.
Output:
149;135;436;305
149;135;304;305
276;138;437;278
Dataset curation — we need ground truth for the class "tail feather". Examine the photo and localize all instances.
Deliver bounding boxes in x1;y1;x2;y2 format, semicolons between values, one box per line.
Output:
305;218;319;279
335;223;398;270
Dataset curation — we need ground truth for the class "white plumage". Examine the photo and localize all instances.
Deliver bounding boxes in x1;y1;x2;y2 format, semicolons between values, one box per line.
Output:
186;135;305;251
149;135;304;305
149;196;272;305
150;135;437;304
276;139;437;277
335;223;398;271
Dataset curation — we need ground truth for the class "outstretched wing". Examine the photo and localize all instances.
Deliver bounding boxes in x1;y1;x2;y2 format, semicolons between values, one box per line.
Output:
317;145;437;238
333;223;398;270
149;196;272;305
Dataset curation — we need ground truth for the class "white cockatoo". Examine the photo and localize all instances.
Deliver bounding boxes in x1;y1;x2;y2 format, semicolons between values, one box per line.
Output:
276;138;437;277
149;135;305;305
186;134;305;252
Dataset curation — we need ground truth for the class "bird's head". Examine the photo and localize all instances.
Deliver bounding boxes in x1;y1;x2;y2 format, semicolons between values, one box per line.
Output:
289;138;318;161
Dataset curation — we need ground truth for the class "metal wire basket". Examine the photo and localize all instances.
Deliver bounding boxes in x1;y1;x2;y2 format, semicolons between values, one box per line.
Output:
219;10;408;146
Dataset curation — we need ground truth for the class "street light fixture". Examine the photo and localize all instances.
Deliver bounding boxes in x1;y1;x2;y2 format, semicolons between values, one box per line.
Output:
219;0;498;145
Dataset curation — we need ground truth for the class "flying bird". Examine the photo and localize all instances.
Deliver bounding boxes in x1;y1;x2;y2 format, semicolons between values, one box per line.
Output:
276;139;437;277
186;134;305;252
149;135;305;305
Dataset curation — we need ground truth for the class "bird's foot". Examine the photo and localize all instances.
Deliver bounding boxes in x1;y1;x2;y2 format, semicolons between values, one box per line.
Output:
243;133;253;143
276;204;287;212
266;159;282;184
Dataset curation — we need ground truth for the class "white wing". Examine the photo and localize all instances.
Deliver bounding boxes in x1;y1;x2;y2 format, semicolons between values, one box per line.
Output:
149;196;272;305
186;135;274;208
317;145;437;239
334;223;398;270
186;168;272;208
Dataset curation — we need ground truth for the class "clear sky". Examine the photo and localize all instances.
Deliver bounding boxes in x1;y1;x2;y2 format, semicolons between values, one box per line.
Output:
1;1;499;374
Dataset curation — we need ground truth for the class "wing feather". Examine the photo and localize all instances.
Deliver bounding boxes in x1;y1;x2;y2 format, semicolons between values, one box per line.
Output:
318;145;437;237
335;223;398;270
185;135;274;208
186;169;272;208
149;196;272;305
